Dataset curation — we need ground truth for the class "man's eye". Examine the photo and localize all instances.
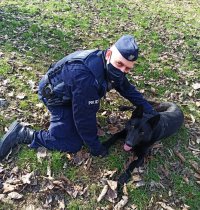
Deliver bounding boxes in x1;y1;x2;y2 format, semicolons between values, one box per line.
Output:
117;62;122;67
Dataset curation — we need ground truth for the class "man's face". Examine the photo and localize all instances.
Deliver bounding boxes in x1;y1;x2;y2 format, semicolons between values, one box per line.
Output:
106;46;136;74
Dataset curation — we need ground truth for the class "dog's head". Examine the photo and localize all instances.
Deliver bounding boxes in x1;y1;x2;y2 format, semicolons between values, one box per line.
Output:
124;106;160;151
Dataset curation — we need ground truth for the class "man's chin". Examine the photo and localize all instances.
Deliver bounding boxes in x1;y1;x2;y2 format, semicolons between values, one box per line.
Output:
123;143;132;151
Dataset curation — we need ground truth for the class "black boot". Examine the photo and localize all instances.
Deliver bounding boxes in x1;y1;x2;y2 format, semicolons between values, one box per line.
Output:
0;121;35;160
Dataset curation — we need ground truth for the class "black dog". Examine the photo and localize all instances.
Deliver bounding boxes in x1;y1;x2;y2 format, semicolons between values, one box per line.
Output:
103;102;184;185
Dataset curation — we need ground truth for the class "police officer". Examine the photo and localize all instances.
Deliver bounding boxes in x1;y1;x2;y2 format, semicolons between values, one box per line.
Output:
0;35;157;160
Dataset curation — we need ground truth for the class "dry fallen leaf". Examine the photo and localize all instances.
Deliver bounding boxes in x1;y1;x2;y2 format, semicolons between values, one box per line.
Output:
196;101;200;107
66;188;78;198
105;188;117;203
132;174;142;182
107;125;119;134
194;173;200;180
23;204;38;210
83;157;92;170
58;198;65;210
0;52;5;57
97;128;105;136
0;166;5;173
192;83;200;90
37;147;48;163
21;172;34;184
36;103;44;108
47;163;53;179
7;191;23;200
3;183;18;193
156;202;175;210
107;180;118;191
0;194;6;201
114;196;128;210
16;93;26;99
122;184;128;195
102;169;117;178
11;166;19;174
190;114;195;124
130;204;138;210
182;204;190;210
97;185;108;202
196;136;200;144
79;186;88;196
66;153;72;160
134;181;145;188
73;151;90;166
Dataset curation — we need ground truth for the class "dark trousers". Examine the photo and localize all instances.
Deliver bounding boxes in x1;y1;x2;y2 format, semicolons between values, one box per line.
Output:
29;106;83;152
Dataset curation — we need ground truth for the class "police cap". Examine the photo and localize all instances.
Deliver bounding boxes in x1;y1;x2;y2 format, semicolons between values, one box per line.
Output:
114;35;139;61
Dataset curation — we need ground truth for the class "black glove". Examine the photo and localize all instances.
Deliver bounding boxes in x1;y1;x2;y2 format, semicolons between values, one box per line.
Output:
90;145;109;157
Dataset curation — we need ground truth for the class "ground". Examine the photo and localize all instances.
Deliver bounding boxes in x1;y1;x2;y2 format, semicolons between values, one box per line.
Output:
0;0;200;209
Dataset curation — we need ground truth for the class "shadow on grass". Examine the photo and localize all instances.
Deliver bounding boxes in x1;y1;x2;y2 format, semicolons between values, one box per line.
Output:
0;4;83;62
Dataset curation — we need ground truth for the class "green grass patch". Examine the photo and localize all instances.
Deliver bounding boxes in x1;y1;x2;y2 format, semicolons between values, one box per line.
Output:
64;166;80;182
0;60;11;75
128;187;150;210
171;173;200;209
51;151;65;176
145;158;162;182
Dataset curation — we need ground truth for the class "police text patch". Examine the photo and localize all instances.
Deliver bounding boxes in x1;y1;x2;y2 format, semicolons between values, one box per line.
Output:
88;99;99;105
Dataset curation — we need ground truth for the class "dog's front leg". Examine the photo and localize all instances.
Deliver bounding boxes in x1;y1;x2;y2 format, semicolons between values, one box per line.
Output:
102;129;127;149
118;146;152;185
118;156;144;185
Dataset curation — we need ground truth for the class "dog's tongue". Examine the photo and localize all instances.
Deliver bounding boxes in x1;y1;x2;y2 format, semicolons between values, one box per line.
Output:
123;144;132;151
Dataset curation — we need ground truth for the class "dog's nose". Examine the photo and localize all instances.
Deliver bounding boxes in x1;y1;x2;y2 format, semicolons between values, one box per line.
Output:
124;143;132;151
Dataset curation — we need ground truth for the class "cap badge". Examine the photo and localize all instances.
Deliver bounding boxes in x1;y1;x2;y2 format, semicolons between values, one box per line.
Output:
128;54;135;60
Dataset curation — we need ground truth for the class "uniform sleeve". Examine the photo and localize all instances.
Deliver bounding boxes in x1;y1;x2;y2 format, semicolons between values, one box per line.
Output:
115;77;155;114
71;65;104;155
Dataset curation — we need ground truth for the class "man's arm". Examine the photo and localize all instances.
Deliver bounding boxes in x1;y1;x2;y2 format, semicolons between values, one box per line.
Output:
115;77;157;114
71;65;107;156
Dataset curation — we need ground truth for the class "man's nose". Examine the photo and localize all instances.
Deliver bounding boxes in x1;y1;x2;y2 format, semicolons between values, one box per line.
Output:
120;66;127;73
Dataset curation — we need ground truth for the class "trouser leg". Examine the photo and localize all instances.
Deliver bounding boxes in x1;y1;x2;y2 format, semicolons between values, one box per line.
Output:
29;106;83;153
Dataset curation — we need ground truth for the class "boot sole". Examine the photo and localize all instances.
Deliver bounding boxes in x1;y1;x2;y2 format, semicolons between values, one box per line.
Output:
2;121;20;141
0;121;22;160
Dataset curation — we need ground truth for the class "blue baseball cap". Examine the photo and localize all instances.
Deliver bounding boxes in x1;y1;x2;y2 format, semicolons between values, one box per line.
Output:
114;35;139;61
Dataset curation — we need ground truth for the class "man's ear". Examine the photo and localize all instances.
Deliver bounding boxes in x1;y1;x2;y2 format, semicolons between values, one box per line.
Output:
147;114;160;129
105;49;112;61
131;106;143;119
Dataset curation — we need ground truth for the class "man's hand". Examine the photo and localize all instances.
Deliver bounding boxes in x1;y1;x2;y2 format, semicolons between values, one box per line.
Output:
90;145;109;157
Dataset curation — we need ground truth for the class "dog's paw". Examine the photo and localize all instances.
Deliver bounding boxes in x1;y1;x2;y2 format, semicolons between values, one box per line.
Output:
118;172;131;185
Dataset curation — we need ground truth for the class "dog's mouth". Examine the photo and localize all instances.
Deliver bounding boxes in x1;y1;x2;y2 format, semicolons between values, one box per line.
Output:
123;143;132;151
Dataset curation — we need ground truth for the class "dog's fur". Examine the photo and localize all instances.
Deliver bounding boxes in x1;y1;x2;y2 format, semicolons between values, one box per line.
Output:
103;102;184;185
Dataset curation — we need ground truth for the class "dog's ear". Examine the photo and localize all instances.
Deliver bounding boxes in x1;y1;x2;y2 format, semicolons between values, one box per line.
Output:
131;106;143;119
147;114;160;129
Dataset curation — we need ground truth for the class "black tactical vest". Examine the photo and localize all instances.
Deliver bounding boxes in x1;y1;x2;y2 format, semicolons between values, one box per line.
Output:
40;49;106;106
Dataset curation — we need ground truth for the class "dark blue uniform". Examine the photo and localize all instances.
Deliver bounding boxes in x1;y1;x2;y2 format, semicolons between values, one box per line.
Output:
30;50;154;155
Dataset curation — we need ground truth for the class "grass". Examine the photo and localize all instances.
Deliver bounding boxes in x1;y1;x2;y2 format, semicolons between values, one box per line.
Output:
0;0;199;209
